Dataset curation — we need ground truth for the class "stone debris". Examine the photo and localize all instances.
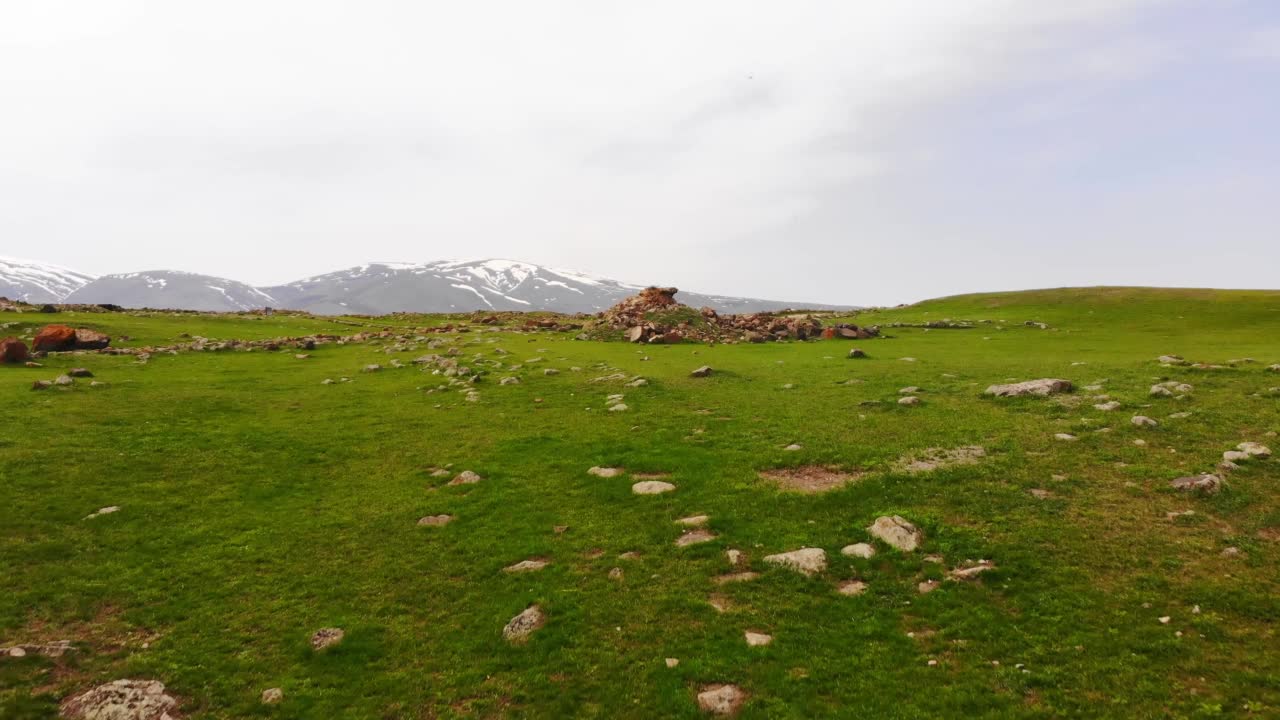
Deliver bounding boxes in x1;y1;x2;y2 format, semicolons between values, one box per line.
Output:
588;466;624;478
1;640;73;658
1094;401;1121;411
1131;416;1158;428
848;348;867;359
448;470;483;485
1054;433;1078;442
634;481;676;495
60;679;177;720
1158;355;1188;366
503;559;549;573
310;627;345;650
918;580;940;594
783;443;803;452
763;547;827;576
867;516;923;552
947;560;996;581
84;506;120;520
837;580;869;596
503;605;546;643
1237;442;1271;459
984;378;1073;397
841;543;876;559
744;631;773;647
1169;474;1222;495
417;514;453;527
676;515;709;527
665;658;680;668
898;396;921;406
261;688;284;705
608;567;623;580
675;529;717;547
725;549;743;566
1028;488;1052;499
697;684;746;716
690;365;714;378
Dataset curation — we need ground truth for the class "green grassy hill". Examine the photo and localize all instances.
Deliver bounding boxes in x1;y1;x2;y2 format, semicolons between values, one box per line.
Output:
2;288;1278;718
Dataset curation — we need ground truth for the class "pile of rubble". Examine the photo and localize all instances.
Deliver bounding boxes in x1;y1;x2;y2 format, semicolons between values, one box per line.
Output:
595;287;877;344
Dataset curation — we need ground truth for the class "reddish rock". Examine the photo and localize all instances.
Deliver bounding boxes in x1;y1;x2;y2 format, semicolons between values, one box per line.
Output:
0;337;29;363
32;325;76;352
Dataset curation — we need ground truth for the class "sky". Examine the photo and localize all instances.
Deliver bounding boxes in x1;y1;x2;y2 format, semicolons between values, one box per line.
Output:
1;1;1277;306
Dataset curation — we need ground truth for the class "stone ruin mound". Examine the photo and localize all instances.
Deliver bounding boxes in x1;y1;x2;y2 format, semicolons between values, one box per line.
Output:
596;287;876;344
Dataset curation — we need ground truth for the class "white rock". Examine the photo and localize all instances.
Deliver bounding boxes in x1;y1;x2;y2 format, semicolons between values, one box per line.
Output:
840;543;876;559
763;547;827;576
867;516;923;552
632;481;676;495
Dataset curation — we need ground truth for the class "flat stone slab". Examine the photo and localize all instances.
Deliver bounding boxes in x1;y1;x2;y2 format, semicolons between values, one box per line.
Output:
503;559;549;573
763;547;826;576
588;466;624;478
1170;474;1222;494
310;627;344;650
633;480;676;495
417;514;453;527
676;529;717;547
985;378;1073;397
60;679;178;720
744;631;773;647
448;470;482;485
867;515;923;552
675;515;709;526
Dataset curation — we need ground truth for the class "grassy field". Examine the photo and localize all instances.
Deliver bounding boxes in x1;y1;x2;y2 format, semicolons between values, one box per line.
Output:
2;287;1278;718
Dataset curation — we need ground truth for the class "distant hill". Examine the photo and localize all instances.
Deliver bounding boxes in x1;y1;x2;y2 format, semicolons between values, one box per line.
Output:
66;271;279;312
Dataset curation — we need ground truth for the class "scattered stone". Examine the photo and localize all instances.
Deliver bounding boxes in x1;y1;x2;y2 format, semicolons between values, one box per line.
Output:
725;549;743;566
1;640;73;658
848;348;867;359
1131;416;1158;428
499;376;520;385
763;548;827;576
1028;488;1052;499
608;567;623;580
503;605;546;643
310;628;345;650
744;631;773;647
543;368;560;376
676;515;709;527
675;529;717;547
53;374;74;386
66;367;93;378
697;684;746;716
1221;546;1241;558
1054;433;1077;442
1094;401;1121;411
899;386;921;394
417;514;453;526
31;380;52;390
1223;450;1250;463
759;465;861;493
783;443;803;452
1169;474;1222;495
608;403;629;412
1158;355;1188;366
918;580;940;594
84;506;120;520
867;516;923;552
841;543;875;559
665;658;680;668
261;688;284;705
1237;442;1271;459
837;580;868;596
362;364;381;372
60;679;178;720
948;560;996;581
448;470;482;485
898;396;921;406
588;466;624;478
503;559;549;573
690;366;713;378
984;378;1073;397
634;480;676;495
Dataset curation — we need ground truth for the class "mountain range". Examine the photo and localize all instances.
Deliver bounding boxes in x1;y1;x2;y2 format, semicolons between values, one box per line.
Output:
0;256;851;314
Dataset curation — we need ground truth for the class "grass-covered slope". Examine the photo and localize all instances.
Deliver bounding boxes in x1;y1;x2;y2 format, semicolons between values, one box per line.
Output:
1;287;1278;718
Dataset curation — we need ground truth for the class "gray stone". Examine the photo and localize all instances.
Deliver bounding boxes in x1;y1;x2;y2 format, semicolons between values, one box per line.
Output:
984;378;1072;397
867;515;922;552
503;605;546;643
697;684;746;716
840;543;875;559
60;679;178;720
633;480;676;495
763;547;827;576
1169;474;1222;495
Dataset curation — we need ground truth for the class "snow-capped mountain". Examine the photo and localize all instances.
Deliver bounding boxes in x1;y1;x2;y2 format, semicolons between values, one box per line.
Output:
65;271;279;312
0;256;95;303
265;259;842;315
9;256;851;314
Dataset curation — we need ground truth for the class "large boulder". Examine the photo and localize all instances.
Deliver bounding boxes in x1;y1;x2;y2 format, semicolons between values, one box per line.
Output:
984;378;1073;397
74;328;111;350
33;324;76;352
0;337;29;363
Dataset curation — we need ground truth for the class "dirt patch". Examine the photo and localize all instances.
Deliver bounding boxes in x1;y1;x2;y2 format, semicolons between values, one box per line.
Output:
893;446;986;473
759;466;864;493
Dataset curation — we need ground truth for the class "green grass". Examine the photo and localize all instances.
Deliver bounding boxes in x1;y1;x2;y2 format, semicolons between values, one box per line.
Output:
2;287;1278;718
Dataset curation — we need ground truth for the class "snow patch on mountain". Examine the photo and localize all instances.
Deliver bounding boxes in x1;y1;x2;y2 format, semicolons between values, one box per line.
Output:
0;255;96;303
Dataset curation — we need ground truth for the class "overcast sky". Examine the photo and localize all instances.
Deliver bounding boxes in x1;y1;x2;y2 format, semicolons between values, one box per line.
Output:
1;1;1277;305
